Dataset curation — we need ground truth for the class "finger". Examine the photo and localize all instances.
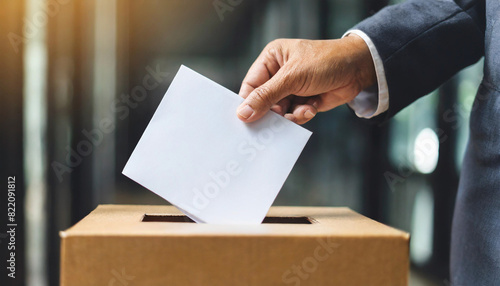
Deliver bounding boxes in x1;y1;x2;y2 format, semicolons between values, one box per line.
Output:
237;66;296;122
306;96;320;110
271;96;293;116
291;104;318;124
284;113;297;123
238;50;281;99
270;104;282;114
311;84;360;112
312;93;344;112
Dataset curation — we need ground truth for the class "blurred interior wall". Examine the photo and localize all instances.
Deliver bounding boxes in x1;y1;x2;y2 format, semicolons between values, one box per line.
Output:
0;1;26;285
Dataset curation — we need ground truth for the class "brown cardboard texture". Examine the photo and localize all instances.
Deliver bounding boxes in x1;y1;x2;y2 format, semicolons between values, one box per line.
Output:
60;205;409;285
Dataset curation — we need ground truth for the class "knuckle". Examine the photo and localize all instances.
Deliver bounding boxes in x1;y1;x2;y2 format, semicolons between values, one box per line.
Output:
268;38;284;48
252;86;274;108
293;39;311;51
265;39;285;55
295;39;307;46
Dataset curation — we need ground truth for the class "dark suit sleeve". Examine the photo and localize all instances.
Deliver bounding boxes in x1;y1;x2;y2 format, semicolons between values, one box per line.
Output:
353;0;485;122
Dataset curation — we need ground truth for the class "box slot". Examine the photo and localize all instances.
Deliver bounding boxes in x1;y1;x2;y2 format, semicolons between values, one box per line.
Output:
142;214;312;224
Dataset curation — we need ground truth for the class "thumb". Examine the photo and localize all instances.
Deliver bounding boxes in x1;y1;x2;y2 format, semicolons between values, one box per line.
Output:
236;68;296;122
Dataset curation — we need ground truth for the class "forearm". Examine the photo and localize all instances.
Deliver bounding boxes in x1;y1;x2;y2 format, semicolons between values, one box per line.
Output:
353;0;485;121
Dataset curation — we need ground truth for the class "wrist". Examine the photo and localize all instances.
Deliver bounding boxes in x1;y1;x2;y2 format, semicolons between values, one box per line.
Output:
343;34;377;91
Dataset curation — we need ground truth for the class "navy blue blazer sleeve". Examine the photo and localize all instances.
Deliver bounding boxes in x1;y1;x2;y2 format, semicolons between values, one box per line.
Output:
353;0;485;122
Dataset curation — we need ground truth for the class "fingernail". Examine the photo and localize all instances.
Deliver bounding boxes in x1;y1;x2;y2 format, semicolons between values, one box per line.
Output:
237;104;254;119
304;110;315;119
271;105;282;114
284;114;295;122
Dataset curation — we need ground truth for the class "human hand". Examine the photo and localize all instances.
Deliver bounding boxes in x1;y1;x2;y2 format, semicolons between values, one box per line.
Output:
236;34;376;124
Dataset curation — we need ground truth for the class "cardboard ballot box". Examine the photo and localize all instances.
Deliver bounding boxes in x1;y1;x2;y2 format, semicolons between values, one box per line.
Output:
60;205;409;286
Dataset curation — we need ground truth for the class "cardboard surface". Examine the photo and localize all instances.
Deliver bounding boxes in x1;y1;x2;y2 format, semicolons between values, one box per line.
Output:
60;205;409;285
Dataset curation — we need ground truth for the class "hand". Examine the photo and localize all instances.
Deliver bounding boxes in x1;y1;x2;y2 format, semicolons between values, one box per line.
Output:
236;34;376;124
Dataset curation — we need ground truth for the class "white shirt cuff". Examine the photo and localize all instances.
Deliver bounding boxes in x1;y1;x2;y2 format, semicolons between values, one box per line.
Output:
342;29;389;119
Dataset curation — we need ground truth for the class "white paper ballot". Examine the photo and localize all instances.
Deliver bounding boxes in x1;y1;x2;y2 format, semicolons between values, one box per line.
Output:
123;65;312;224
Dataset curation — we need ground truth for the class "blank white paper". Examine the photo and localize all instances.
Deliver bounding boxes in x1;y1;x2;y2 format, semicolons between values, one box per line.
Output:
123;65;312;224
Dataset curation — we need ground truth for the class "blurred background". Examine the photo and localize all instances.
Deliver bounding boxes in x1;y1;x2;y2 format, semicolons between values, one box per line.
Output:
0;0;484;285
